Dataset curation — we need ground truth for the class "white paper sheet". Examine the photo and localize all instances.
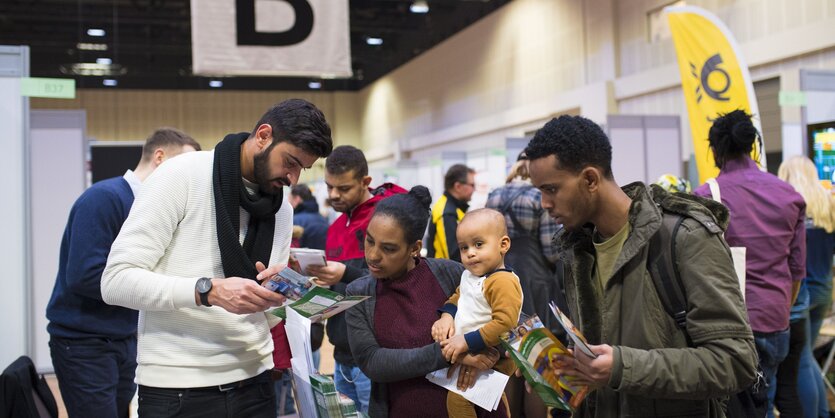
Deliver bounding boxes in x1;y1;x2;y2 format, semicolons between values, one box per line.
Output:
291;358;318;418
426;367;509;411
285;306;316;376
291;248;327;273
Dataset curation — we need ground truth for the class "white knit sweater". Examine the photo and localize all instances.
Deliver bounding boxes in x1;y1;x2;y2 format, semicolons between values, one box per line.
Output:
102;150;291;388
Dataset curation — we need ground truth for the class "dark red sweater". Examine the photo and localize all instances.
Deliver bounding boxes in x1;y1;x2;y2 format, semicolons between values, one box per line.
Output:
374;259;450;418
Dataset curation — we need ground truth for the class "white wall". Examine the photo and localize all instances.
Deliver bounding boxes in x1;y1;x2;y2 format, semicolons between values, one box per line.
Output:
0;46;30;370
353;0;835;169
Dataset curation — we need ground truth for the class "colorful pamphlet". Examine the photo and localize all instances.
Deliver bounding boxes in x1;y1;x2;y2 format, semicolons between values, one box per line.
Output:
549;301;597;359
500;314;590;411
263;266;316;300
271;286;368;323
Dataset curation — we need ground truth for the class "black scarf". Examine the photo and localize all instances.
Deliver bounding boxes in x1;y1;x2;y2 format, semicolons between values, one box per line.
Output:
213;132;283;279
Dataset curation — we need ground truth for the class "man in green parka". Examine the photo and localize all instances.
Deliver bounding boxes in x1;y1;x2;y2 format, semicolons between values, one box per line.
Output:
526;115;758;417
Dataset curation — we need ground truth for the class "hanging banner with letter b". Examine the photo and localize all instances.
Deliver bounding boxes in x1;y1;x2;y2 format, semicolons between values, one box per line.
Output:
666;6;765;183
191;0;352;77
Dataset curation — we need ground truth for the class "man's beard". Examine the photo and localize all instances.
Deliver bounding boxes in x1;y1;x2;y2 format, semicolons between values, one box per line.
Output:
253;148;288;195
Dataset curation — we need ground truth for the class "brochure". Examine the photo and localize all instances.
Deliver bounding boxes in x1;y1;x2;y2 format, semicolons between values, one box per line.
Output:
549;301;597;359
500;314;590;411
271;286;368;323
263;266;317;300
290;248;328;273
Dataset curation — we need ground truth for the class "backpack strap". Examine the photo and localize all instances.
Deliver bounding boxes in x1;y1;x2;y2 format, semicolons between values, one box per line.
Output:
647;212;691;343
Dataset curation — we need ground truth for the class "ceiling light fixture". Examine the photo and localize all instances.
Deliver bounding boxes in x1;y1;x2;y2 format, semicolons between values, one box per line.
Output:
366;37;383;46
209;80;223;88
308;81;322;89
60;62;126;76
410;1;429;13
96;58;112;65
87;28;106;37
102;79;117;86
77;42;108;51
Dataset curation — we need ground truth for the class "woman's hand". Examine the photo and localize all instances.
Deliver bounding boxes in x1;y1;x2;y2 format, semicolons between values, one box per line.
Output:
456;365;479;391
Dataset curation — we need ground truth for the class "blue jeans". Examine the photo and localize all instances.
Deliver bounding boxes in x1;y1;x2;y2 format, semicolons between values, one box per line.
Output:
333;362;371;413
49;335;137;418
808;285;832;344
757;328;790;418
796;312;830;418
274;370;295;416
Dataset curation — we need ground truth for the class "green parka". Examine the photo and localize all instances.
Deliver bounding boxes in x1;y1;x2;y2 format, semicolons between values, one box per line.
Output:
559;182;757;418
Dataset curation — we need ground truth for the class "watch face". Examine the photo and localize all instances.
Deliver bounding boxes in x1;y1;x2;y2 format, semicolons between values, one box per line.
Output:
197;278;212;293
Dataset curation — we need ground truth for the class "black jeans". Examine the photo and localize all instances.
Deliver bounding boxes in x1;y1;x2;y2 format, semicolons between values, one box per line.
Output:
49;335;137;418
774;317;806;418
138;371;275;418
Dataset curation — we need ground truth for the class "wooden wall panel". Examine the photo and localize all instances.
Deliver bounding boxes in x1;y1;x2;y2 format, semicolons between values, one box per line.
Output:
32;90;343;151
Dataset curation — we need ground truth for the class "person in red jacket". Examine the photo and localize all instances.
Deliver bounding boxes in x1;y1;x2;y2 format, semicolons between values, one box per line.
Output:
306;145;406;413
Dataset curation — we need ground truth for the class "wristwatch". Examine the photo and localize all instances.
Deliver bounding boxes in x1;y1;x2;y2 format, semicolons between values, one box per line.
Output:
196;277;213;307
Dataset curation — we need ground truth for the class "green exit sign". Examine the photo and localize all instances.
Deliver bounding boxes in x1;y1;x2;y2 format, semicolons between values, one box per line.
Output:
20;77;76;99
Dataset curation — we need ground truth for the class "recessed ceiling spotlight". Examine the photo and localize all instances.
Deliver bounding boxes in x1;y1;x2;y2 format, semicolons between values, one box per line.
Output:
103;79;117;87
87;28;106;37
96;58;112;65
209;80;223;88
366;37;383;46
410;0;429;13
308;81;322;89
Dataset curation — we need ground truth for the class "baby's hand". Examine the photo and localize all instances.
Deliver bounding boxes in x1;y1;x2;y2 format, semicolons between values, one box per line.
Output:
431;313;456;342
441;335;469;362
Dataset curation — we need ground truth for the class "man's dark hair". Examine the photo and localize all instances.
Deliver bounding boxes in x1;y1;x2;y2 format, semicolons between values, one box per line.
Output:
325;145;368;179
708;109;760;169
444;164;475;191
141;127;201;161
372;186;432;243
291;184;315;201
252;99;333;158
524;115;613;178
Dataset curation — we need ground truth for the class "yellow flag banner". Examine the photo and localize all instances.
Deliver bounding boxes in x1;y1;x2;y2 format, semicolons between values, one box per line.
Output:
666;6;766;183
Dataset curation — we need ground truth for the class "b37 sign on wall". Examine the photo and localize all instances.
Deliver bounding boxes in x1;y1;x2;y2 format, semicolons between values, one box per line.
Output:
191;0;352;77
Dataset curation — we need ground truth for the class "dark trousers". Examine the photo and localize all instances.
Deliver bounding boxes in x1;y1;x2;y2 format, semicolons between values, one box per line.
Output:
49;335;137;418
774;318;806;418
138;371;275;418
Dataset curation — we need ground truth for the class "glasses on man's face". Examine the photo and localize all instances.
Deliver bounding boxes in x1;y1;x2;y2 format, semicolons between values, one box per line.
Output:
462;182;475;188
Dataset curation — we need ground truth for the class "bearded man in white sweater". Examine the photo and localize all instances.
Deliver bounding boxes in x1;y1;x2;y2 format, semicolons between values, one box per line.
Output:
102;99;333;417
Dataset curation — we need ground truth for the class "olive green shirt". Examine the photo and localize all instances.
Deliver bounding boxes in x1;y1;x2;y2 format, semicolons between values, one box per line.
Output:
593;221;631;288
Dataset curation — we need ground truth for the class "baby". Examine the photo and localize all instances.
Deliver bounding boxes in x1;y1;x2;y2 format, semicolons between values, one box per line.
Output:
432;208;523;417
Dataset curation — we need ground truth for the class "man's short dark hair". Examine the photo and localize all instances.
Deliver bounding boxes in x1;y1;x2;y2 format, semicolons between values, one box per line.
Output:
141;127;201;161
291;184;314;201
325;145;368;179
252;99;333;158
444;164;475;191
524;115;613;178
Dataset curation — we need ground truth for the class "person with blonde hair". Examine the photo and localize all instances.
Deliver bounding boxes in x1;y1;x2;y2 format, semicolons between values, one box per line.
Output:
776;155;835;418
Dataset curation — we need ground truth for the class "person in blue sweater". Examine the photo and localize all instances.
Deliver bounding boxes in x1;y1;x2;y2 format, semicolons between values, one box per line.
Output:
289;184;328;250
46;128;199;418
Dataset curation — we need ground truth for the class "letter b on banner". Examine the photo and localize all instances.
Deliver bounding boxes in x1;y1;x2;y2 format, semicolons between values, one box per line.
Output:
236;0;313;46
